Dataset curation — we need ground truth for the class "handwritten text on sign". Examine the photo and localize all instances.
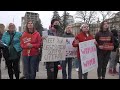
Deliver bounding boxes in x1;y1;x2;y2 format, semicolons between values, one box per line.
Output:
79;39;98;74
66;38;77;58
41;36;66;62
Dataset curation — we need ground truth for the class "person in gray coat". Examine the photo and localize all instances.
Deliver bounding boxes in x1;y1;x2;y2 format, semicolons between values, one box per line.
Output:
61;25;74;79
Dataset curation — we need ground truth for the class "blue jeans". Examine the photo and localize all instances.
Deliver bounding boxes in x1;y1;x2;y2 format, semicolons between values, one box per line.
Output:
78;59;88;79
23;56;38;79
62;58;72;79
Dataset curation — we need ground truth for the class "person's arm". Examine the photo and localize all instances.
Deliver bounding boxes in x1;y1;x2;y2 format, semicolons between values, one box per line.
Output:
19;32;22;39
113;37;119;49
20;34;28;49
1;32;6;44
95;32;104;50
72;36;79;47
95;32;100;47
31;33;42;48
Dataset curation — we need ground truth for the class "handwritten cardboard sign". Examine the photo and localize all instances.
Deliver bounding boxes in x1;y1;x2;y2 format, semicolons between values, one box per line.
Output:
66;38;77;58
41;36;66;62
79;39;98;74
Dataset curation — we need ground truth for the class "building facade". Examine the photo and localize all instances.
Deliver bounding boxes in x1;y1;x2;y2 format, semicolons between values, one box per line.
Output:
21;12;39;32
21;17;25;32
106;12;120;30
61;12;74;26
18;26;21;32
71;23;81;36
71;22;100;36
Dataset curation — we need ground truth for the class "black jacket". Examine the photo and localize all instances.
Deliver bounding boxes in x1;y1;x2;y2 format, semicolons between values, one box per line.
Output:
0;40;9;60
112;36;119;51
111;29;119;51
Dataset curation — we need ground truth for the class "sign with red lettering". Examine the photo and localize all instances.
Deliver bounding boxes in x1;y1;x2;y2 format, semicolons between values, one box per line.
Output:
41;36;66;62
66;38;77;58
79;39;98;74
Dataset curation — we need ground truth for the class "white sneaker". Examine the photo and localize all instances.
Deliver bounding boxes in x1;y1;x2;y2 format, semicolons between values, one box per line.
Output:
75;68;79;72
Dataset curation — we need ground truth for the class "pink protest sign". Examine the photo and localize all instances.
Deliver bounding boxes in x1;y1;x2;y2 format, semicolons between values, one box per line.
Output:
79;39;98;74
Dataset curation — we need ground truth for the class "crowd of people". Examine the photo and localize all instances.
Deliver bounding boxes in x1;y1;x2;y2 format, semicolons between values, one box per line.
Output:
0;18;119;79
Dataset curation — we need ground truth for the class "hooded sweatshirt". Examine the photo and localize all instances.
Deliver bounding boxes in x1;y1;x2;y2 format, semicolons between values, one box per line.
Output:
20;31;42;56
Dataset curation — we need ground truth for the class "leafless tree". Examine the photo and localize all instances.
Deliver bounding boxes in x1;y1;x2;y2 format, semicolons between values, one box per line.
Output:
75;11;97;24
99;11;114;21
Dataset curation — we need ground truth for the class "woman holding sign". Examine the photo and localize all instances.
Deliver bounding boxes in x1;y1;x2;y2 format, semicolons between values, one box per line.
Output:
62;25;74;79
45;19;63;79
95;21;114;79
72;23;94;79
20;20;41;79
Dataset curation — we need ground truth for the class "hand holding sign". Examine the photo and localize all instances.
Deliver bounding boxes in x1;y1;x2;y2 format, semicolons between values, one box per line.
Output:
42;36;48;40
94;40;97;45
41;36;66;62
74;39;79;44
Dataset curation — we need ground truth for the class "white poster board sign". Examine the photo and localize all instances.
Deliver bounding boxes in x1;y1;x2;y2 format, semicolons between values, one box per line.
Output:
66;38;77;58
79;39;98;74
41;36;66;62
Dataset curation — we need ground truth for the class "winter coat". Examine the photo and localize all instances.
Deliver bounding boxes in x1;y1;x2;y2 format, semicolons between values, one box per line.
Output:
95;30;114;52
2;31;22;52
72;31;94;59
20;31;42;56
111;29;119;51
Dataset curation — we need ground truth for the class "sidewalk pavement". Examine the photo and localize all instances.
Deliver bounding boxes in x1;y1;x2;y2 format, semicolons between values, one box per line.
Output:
1;59;119;79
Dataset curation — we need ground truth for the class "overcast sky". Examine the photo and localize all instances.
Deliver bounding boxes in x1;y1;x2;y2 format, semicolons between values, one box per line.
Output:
0;11;76;30
0;11;118;30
